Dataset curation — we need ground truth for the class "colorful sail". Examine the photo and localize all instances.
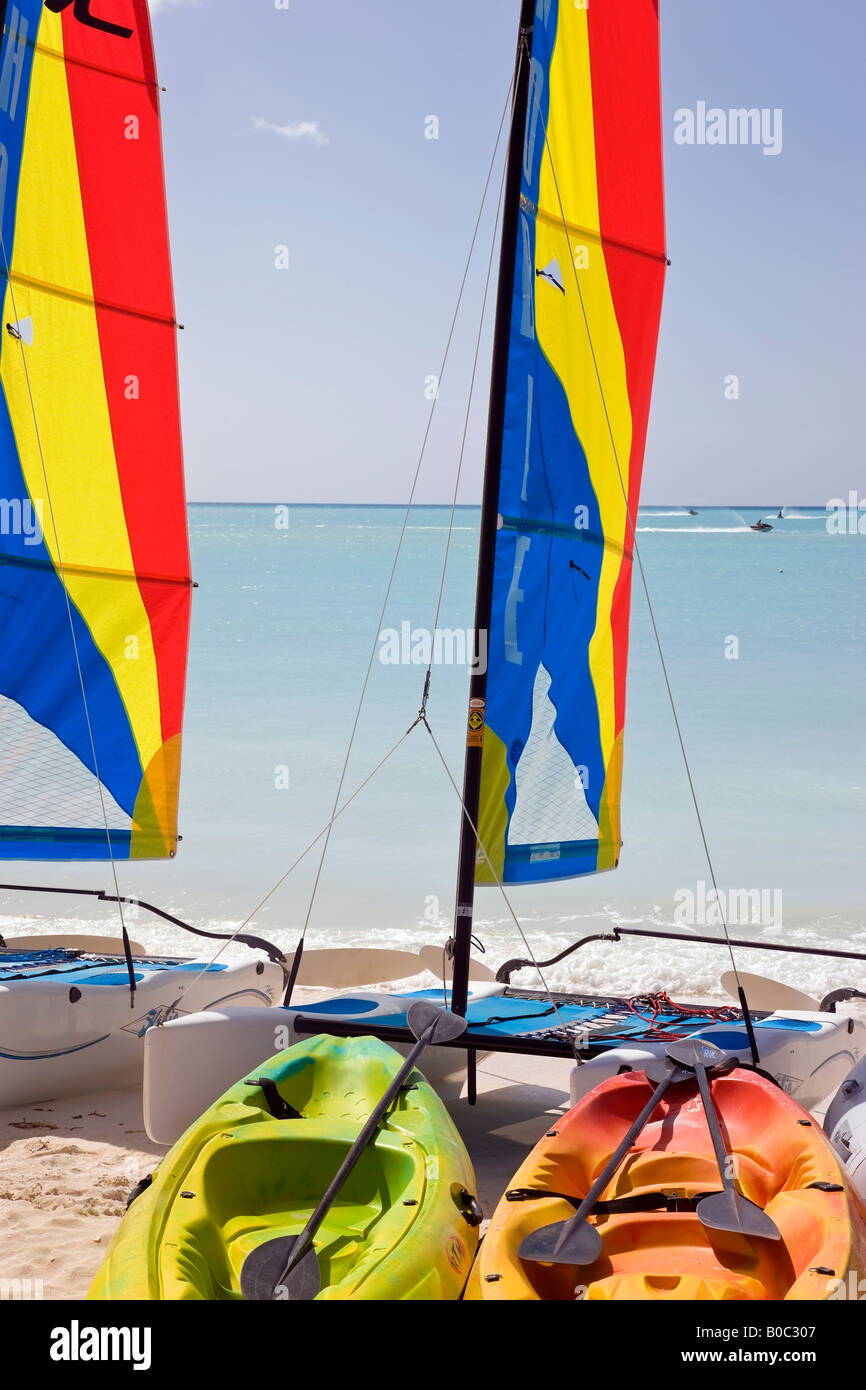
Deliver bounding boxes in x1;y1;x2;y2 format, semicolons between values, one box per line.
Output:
0;1;190;860
476;0;667;885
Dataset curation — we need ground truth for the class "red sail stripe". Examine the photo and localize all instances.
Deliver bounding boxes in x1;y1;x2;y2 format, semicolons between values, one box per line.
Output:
60;0;190;746
587;0;667;740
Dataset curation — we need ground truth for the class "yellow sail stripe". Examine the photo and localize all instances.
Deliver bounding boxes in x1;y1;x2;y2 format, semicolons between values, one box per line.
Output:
476;727;510;884
1;13;162;779
534;8;633;864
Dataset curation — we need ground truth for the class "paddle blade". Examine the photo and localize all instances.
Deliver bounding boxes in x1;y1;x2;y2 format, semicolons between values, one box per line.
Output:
406;1000;468;1045
519;1218;603;1267
240;1236;322;1302
667;1037;728;1072
643;1057;693;1087
697;1190;782;1241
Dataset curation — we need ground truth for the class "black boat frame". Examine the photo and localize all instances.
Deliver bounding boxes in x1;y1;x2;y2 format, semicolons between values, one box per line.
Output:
290;924;866;1102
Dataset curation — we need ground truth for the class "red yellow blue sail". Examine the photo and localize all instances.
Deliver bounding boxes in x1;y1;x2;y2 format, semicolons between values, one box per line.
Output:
0;1;190;859
476;0;667;885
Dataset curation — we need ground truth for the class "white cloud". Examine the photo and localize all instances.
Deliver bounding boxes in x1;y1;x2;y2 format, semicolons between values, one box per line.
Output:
148;0;202;12
251;117;329;147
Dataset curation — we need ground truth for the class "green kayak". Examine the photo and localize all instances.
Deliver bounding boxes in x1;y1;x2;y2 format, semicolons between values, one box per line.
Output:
89;1033;481;1300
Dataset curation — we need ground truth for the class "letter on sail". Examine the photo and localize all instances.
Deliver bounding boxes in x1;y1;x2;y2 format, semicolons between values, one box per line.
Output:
476;0;667;885
0;2;190;859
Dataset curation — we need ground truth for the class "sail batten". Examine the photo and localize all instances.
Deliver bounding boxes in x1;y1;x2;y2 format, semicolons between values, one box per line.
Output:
0;0;189;861
0;268;180;325
474;0;667;889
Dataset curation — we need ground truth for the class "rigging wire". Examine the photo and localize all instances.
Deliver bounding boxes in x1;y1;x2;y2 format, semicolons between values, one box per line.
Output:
407;41;597;1039
420;716;577;1049
422;90;511;702
423;136;508;1010
412;45;592;1033
519;36;752;1017
0;234;135;1000
164;720;422;1007
294;70;519;952
162;67;521;1001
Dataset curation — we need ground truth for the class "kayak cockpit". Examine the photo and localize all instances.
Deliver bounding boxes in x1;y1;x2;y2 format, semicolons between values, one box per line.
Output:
161;1120;427;1299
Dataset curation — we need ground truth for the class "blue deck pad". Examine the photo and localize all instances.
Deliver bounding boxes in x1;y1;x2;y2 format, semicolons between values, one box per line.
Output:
0;949;227;984
458;996;610;1037
752;1016;821;1033
399;990;823;1039
0;949;78;976
702;1019;821;1042
386;993;699;1040
305;989;783;1046
291;991;826;1048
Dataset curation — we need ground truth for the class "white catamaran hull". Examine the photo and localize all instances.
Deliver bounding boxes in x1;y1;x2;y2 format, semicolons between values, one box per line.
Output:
142;988;864;1148
0;951;283;1107
825;1056;866;1204
569;1010;865;1115
143;986;504;1146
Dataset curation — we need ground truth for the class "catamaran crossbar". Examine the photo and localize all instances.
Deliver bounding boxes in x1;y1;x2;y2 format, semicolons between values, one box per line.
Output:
0;882;287;965
494;925;866;983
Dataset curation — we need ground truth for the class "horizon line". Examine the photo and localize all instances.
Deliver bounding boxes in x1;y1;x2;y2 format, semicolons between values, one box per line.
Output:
186;501;827;509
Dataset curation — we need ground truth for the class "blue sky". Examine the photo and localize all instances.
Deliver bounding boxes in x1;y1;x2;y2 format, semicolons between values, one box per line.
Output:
149;0;866;504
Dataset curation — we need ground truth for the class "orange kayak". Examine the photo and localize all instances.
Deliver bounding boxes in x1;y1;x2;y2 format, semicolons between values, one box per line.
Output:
466;1067;866;1300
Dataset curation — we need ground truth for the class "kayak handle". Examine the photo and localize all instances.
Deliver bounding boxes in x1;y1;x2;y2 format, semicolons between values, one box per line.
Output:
453;1187;484;1227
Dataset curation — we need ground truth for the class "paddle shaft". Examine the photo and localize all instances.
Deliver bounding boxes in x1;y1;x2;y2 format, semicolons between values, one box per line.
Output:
276;1028;432;1282
691;1059;734;1192
554;1069;675;1251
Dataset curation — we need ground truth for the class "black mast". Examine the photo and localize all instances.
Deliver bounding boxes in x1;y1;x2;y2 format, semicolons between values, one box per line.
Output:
450;0;535;1018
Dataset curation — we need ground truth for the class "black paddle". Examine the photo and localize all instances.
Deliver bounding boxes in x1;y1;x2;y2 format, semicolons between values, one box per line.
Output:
666;1037;781;1241
240;1001;468;1301
518;1056;692;1266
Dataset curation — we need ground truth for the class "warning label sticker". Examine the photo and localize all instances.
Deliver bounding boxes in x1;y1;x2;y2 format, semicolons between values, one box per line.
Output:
467;698;485;747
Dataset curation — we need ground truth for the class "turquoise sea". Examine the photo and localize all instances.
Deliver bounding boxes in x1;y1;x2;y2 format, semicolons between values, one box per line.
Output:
3;504;864;1003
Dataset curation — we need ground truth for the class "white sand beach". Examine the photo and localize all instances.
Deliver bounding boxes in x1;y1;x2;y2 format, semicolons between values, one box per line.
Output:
0;1083;162;1301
